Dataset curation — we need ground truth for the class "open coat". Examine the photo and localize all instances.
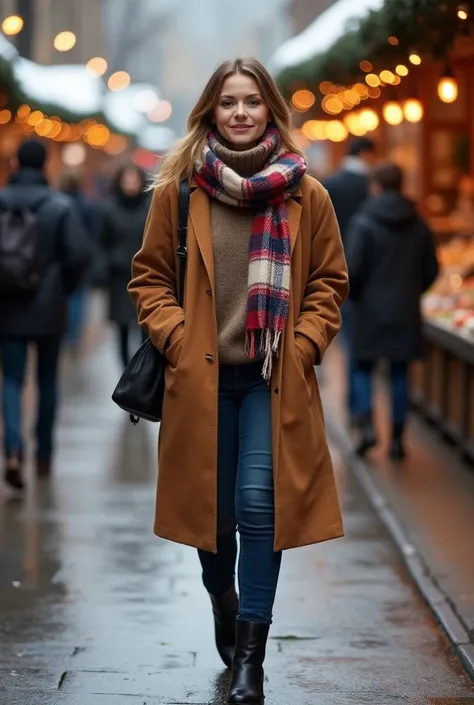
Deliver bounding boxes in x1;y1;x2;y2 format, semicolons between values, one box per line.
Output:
128;175;349;553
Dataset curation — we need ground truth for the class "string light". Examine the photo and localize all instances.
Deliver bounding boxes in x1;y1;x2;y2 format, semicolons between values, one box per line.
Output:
291;89;316;111
457;4;468;19
403;99;424;122
108;71;131;91
2;15;23;35
438;73;459;103
380;70;396;84
325;120;348;142
54;31;76;52
383;102;404;125
409;53;422;65
396;65;409;77
359;109;379;131
365;74;381;87
86;57;108;76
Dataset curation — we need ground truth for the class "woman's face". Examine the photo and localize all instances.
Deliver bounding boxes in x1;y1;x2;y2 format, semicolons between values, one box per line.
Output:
120;168;142;197
213;73;270;151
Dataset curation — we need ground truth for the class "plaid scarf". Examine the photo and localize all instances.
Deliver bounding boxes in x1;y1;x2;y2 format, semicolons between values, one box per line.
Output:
194;127;306;379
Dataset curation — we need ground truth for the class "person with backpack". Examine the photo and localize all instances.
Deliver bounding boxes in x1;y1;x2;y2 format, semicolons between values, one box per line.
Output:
345;163;438;459
0;139;92;491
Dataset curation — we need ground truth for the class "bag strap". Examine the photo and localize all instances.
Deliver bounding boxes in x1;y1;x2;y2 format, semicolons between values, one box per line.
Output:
176;180;189;307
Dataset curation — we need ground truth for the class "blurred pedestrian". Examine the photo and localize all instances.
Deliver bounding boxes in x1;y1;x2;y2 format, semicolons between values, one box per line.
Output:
101;165;149;368
0;139;91;490
129;57;348;704
59;169;102;349
323;137;377;425
345;163;438;460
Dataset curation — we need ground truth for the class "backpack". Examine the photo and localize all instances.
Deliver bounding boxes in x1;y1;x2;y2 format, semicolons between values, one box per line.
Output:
0;198;48;297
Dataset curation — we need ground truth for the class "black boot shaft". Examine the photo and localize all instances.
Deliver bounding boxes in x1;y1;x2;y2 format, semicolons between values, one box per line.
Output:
227;621;269;704
210;585;238;670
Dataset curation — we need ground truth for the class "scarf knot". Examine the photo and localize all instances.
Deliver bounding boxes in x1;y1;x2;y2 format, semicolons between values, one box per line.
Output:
194;127;307;380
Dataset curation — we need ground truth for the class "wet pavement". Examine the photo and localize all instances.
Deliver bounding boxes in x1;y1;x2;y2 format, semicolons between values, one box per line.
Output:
321;341;474;660
1;332;474;704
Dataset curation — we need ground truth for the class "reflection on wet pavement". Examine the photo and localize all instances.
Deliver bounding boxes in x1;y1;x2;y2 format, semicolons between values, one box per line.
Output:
0;337;473;704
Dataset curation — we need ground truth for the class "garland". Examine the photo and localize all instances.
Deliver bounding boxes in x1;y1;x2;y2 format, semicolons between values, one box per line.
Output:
276;0;472;92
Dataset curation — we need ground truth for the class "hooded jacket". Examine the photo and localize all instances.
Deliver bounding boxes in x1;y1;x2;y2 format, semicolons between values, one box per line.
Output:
345;191;438;361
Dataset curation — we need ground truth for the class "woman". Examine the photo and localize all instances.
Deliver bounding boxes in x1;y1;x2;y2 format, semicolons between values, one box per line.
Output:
102;165;149;367
345;162;438;460
129;58;348;704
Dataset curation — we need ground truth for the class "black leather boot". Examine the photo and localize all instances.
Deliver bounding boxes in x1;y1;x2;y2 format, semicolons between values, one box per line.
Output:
210;585;238;669
227;621;269;704
390;422;406;460
356;414;377;457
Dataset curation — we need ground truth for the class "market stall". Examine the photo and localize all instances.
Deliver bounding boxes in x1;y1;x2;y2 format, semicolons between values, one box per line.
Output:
270;0;474;460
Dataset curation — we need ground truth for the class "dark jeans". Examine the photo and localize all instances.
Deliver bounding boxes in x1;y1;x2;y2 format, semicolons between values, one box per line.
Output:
117;324;147;369
353;360;409;426
0;337;61;461
198;362;282;625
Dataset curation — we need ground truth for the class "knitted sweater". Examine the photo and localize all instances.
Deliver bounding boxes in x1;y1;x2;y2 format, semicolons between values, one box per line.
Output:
210;141;268;365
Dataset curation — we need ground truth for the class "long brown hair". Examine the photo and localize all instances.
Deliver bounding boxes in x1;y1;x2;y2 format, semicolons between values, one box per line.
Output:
154;57;303;192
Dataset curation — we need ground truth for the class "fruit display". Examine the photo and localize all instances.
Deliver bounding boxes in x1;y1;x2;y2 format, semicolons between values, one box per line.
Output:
422;235;474;336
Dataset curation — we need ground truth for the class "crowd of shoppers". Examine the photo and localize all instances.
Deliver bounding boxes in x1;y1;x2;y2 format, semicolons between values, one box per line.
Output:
0;139;148;493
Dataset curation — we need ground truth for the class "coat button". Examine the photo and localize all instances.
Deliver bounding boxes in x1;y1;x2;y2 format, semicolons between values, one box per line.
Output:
274;387;279;395
206;289;212;296
205;354;214;361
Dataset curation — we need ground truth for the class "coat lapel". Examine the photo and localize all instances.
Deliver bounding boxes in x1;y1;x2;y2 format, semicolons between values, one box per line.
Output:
287;198;302;255
189;187;215;290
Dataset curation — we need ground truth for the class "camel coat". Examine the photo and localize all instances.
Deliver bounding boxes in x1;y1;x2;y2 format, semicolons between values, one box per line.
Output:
128;175;349;553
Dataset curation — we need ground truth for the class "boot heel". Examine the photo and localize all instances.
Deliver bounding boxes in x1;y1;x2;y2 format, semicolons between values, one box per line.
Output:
227;621;269;704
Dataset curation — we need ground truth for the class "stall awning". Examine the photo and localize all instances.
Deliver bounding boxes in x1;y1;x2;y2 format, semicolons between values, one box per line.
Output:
269;0;384;76
15;59;104;117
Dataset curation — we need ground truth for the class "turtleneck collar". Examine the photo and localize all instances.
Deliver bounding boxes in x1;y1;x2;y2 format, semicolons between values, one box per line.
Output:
214;139;269;178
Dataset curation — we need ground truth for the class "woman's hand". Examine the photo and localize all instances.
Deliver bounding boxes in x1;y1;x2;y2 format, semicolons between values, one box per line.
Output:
295;333;318;372
166;324;184;367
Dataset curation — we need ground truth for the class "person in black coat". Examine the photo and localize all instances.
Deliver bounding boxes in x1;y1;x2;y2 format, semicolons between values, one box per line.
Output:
323;137;377;244
345;162;438;460
101;164;150;368
0;140;92;490
59;169;102;347
323;137;377;423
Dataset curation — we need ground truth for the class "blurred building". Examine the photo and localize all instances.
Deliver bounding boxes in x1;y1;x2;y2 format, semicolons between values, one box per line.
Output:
110;0;293;134
1;0;104;63
289;0;336;34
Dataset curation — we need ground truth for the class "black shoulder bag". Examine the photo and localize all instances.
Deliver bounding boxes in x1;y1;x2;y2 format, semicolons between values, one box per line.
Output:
111;180;189;424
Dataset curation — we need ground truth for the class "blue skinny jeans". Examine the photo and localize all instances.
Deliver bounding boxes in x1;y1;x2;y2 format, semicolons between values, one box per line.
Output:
198;362;282;625
353;359;409;425
0;337;61;461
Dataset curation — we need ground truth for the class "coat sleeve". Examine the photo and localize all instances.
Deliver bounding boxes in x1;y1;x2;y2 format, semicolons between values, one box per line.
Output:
128;186;183;354
344;214;371;300
294;189;349;363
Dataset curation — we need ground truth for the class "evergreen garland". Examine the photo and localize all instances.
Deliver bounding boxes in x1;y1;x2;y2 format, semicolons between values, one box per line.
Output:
276;0;472;92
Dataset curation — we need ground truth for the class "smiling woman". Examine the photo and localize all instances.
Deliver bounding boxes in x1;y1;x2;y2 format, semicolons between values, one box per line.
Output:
128;57;348;705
